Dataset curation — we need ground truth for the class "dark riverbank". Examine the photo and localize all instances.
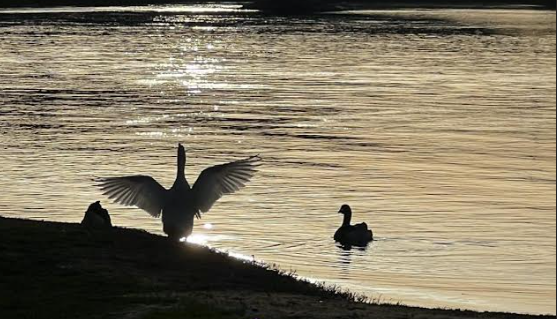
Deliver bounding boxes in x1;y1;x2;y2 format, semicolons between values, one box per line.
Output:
0;0;554;11
0;216;553;319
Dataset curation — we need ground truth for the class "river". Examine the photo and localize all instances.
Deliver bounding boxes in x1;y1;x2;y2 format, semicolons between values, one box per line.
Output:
0;4;555;314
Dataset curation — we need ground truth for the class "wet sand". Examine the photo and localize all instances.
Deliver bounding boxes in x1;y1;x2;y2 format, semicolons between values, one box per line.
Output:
0;216;552;319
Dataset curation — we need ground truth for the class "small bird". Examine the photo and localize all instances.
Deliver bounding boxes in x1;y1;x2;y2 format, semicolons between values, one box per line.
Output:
81;201;112;229
96;144;260;241
334;205;374;246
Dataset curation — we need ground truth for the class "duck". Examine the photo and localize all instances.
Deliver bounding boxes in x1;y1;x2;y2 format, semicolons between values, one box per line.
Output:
96;144;260;241
334;205;373;246
81;201;112;229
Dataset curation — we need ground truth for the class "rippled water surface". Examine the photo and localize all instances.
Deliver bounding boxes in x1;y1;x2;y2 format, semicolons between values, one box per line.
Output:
0;4;555;315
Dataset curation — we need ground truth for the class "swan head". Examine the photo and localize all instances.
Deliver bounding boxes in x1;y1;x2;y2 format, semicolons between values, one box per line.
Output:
339;204;352;215
178;143;186;154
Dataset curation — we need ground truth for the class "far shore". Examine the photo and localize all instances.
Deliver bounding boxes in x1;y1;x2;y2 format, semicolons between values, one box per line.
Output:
0;216;553;319
0;0;554;11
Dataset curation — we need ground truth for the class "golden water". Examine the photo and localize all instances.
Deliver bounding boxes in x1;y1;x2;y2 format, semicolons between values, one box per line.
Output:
0;5;555;314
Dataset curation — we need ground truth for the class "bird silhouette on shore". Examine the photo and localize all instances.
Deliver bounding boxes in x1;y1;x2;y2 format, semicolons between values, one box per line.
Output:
334;205;374;247
97;144;261;241
81;201;112;229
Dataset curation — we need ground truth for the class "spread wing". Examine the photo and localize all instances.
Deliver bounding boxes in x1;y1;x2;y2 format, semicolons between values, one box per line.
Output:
192;156;261;213
96;176;168;217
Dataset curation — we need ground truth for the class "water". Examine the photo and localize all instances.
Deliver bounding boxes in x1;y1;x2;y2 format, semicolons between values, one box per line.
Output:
0;4;555;315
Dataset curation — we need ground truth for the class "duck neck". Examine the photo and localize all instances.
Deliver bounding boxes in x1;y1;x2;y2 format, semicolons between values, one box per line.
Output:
342;212;352;227
177;146;186;180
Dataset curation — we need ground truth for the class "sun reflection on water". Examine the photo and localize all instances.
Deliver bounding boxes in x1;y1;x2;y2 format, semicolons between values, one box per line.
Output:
183;225;255;262
186;236;256;262
185;234;211;245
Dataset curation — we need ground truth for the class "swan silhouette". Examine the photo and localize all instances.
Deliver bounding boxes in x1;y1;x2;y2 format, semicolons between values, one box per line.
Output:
97;144;261;240
334;205;373;246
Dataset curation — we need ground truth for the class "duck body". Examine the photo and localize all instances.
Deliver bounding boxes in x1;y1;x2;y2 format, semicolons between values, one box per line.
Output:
334;223;374;247
334;205;373;246
97;144;260;241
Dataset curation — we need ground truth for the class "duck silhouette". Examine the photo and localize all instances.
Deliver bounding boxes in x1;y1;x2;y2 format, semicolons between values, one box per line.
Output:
97;144;260;241
334;205;373;247
81;201;112;229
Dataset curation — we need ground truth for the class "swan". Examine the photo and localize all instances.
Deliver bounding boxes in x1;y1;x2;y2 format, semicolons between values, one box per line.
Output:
334;205;373;246
96;144;261;240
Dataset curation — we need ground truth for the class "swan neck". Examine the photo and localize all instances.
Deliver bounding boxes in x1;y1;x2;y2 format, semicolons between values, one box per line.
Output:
177;147;186;179
342;212;352;227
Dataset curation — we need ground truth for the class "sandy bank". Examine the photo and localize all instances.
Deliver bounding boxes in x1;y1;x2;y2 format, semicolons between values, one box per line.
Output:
0;216;552;319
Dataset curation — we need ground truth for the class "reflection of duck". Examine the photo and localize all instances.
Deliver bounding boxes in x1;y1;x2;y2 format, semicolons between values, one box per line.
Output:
97;144;260;241
334;205;373;246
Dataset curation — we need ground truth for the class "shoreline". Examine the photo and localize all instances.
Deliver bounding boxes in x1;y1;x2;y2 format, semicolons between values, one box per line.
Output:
0;216;553;319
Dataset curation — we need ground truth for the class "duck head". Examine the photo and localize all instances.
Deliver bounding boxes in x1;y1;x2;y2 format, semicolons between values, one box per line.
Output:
88;201;102;212
339;205;352;215
339;204;353;226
